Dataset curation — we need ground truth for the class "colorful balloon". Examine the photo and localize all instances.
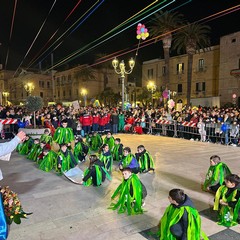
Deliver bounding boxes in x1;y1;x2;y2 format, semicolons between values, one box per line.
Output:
136;23;149;40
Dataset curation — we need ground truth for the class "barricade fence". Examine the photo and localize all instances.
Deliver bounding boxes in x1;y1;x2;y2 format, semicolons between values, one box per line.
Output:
140;120;239;145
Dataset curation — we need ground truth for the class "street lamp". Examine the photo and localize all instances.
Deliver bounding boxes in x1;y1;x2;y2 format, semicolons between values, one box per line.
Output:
112;57;135;111
147;81;157;106
24;82;35;96
2;91;9;105
81;88;87;107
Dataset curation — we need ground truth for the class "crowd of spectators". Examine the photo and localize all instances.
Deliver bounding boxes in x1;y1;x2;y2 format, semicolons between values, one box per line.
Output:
0;104;239;146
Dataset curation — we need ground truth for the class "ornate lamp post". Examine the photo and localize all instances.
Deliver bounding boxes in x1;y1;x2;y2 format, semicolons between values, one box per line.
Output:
24;82;35;96
112;57;135;111
147;81;157;106
2;91;9;105
81;88;87;107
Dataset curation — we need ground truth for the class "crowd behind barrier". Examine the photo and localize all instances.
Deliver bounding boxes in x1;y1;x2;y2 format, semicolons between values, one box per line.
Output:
0;104;239;146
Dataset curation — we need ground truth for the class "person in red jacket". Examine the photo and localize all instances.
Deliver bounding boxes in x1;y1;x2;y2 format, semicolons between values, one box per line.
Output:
92;110;100;132
99;112;107;134
79;111;92;136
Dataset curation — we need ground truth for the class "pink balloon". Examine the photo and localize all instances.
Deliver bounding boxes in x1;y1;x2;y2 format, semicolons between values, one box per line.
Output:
144;28;148;33
137;30;141;35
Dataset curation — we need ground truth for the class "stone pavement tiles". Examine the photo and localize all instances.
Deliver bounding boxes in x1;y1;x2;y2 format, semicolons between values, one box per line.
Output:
1;134;240;239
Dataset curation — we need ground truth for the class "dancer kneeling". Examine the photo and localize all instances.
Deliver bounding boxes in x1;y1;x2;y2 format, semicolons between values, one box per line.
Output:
109;168;147;215
159;189;208;240
81;155;111;186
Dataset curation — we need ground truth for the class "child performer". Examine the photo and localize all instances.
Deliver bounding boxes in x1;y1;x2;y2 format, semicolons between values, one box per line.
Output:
53;119;75;151
57;143;78;173
159;189;208;240
17;135;34;155
213;174;240;227
27;138;40;161
73;137;89;163
40;129;53;145
135;145;155;173
39;147;57;172
99;144;113;173
112;138;123;162
119;147;140;174
81;155;111;187
110;167;147;215
203;155;231;193
90;131;103;152
103;132;115;152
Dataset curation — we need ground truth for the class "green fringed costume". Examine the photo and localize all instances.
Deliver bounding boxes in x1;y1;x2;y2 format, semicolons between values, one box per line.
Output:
213;185;240;227
137;150;155;172
53;127;74;144
121;154;135;168
104;136;115;152
203;162;231;192
90;134;103;152
83;161;111;187
40;134;53;145
112;143;123;162
27;144;41;161
73;142;89;162
18;137;34;155
109;173;144;215
32;147;43;162
159;204;208;240
39;150;57;172
99;151;113;172
57;150;77;172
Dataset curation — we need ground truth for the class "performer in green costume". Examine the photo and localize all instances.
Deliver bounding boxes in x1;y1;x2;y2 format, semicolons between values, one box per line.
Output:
81;155;111;186
103;132;115;152
135;145;155;173
40;129;53;145
90;131;103;152
18;135;34;155
213;174;240;227
53;119;75;151
112;138;123;162
99;144;113;172
57;144;78;172
203;155;231;192
159;189;208;240
109;168;147;215
27;138;40;160
119;147;140;174
39;147;57;172
73;137;89;162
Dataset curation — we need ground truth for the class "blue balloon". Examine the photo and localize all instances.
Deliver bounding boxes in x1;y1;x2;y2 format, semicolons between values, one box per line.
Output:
18;121;26;128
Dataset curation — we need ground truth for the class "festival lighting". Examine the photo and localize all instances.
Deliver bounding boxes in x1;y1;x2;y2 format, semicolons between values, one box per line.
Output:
112;57;135;111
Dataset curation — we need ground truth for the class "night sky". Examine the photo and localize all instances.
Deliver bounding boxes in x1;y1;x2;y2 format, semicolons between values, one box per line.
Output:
0;0;239;71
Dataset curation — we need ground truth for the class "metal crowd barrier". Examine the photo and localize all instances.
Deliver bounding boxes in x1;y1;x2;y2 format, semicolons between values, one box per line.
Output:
139;120;239;144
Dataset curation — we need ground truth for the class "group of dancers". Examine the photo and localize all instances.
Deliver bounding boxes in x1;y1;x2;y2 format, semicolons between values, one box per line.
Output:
15;118;240;240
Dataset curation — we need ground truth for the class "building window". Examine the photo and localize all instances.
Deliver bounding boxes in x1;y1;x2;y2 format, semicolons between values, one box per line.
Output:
148;69;153;79
69;89;71;96
75;89;78;95
231;38;236;43
177;84;182;93
198;59;204;71
56;77;60;86
68;74;72;82
63;90;65;97
196;82;206;92
58;90;60;97
40;92;43;98
47;82;50;88
162;66;166;76
177;63;184;74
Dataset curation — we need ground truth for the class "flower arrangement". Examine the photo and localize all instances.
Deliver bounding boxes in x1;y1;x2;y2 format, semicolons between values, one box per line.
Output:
0;186;32;224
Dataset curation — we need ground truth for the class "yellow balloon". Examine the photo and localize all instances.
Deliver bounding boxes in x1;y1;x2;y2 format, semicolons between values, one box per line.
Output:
145;32;149;38
136;35;141;39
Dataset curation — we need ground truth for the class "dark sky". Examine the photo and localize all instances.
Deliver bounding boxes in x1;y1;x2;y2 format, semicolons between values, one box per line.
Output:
0;0;239;71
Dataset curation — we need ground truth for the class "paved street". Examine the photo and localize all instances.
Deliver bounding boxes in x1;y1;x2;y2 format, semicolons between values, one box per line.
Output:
1;134;240;240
